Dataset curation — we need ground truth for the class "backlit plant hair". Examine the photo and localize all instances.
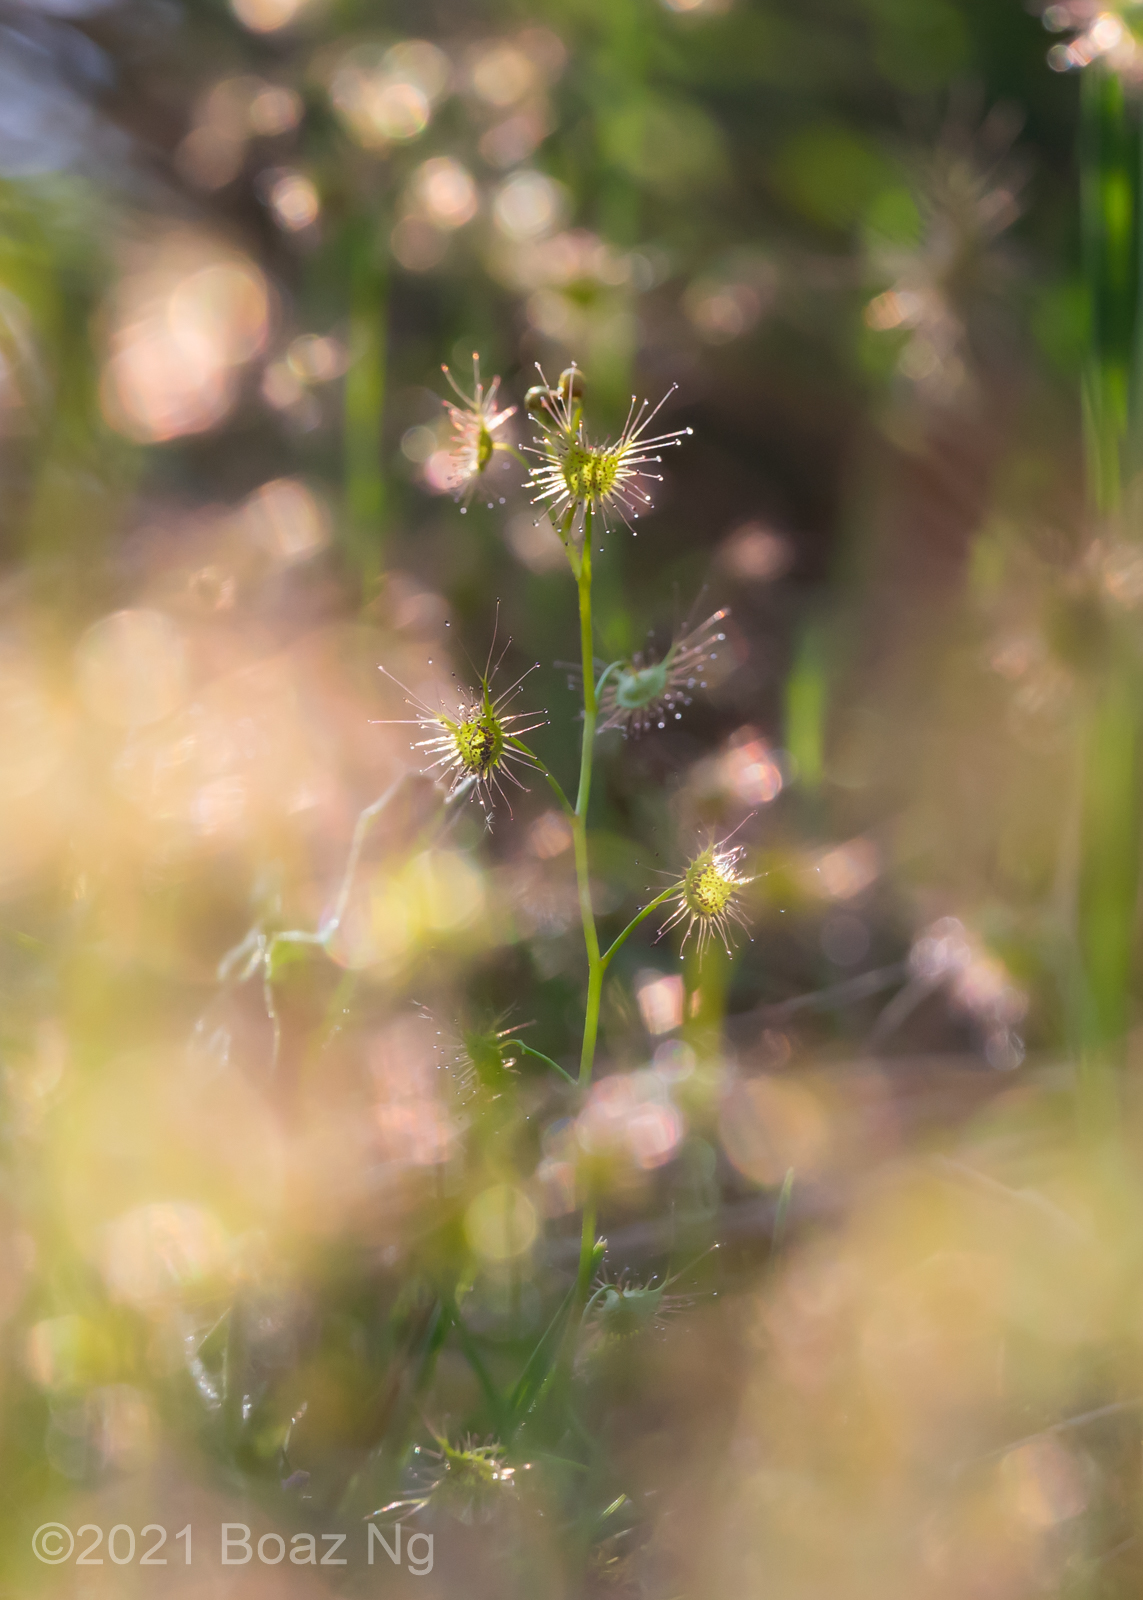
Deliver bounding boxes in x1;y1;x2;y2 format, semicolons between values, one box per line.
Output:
598;608;729;737
377;637;546;825
440;353;519;507
582;1245;720;1347
658;834;754;957
525;363;693;538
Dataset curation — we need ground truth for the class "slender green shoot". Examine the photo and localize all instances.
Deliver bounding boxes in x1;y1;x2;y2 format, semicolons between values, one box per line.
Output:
516;1041;576;1086
600;888;677;970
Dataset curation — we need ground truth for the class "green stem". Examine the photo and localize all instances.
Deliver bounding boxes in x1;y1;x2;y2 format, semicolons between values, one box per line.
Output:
323;777;406;939
516;1041;576;1086
576;520;598;798
493;441;531;471
508;738;574;817
595;660;622;702
557;502;582;577
570;504;604;1354
600;887;677;971
576;1202;597;1304
574;507;602;1089
577;954;603;1086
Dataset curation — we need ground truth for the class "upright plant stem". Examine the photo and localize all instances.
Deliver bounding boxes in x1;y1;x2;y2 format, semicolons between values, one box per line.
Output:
573;507;603;1090
570;505;603;1327
576;1201;597;1304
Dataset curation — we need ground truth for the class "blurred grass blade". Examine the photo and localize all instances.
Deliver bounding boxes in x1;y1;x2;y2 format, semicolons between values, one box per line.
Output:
786;625;826;791
343;217;387;595
772;1167;795;1257
1075;64;1143;1144
1081;66;1137;511
446;1298;506;1432
506;1282;578;1433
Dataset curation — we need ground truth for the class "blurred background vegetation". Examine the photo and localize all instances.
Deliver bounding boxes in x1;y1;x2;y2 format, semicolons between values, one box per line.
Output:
9;0;1143;1595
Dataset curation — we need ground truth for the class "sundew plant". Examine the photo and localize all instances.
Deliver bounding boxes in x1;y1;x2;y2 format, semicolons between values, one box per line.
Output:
419;349;738;1249
24;2;1143;1598
213;354;743;1578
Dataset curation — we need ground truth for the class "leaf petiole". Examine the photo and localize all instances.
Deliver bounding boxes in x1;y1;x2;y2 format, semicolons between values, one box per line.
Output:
600;888;678;970
516;1041;576;1085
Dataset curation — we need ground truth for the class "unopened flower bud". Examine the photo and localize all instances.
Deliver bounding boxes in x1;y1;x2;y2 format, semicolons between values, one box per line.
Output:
558;365;585;403
525;384;557;416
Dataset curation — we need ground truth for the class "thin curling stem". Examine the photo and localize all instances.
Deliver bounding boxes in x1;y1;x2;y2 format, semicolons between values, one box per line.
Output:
516;1042;576;1086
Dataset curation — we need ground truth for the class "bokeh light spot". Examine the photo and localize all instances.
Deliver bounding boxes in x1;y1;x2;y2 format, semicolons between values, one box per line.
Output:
26;1315;107;1390
168;262;270;365
470;43;537;107
329;40;449;150
464;1184;538;1261
411;156;478;229
262;360;305;410
528;810;573;859
76;610;188;728
684;278;764;342
722;730;784;805
238;478;330;562
635;971;685;1035
720;1076;829;1188
505;510;566;572
248;84;303;135
101;1203;229;1308
718;520;793;581
286;333;348;382
391;217;448;272
1000;1437;1088;1528
493;170;566;241
102;240;270;442
265;169;320;231
230;0;309;33
401;424;438;464
577;1071;685;1171
809;837;880;900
